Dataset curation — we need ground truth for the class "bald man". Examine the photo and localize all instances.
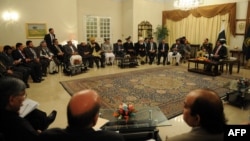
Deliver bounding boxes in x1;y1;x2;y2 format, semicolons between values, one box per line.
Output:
39;89;124;141
166;88;227;141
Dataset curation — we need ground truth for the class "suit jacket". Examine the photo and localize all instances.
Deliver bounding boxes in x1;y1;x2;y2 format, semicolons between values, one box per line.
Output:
146;42;157;54
38;127;124;141
170;43;184;53
63;44;78;56
0;52;14;68
23;47;40;60
200;43;213;53
212;45;227;60
134;42;146;56
0;109;39;141
77;44;92;58
158;42;169;54
113;43;125;57
123;42;135;54
50;44;64;56
44;33;55;48
167;127;223;141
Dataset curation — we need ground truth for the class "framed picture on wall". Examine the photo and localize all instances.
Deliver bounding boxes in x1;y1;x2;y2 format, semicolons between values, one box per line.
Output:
26;23;47;38
235;19;246;35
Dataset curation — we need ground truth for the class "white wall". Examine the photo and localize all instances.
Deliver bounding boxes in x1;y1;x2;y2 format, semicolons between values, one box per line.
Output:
77;0;123;44
133;0;166;42
122;0;134;41
0;0;78;46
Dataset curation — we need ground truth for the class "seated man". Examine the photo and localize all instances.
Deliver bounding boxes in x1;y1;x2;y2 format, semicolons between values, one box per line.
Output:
166;88;226;141
77;41;93;68
157;39;169;65
167;39;183;66
38;41;58;75
113;39;125;58
102;38;115;65
51;39;65;64
23;40;43;82
135;37;147;65
182;40;191;63
146;37;157;65
88;37;105;68
63;40;82;67
211;39;227;61
0;45;30;88
196;38;213;58
0;77;57;141
39;89;125;141
123;36;136;58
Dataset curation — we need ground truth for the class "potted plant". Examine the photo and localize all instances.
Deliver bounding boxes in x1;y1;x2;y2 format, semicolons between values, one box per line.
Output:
154;25;169;42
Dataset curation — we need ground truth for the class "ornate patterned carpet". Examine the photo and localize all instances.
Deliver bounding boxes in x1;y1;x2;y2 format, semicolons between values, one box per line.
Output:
60;67;236;119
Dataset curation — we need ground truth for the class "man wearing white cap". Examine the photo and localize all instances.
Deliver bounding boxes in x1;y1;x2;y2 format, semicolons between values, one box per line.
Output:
135;37;147;65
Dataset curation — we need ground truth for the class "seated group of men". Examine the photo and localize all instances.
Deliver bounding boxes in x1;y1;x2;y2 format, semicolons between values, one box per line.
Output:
76;36;192;68
0;40;61;88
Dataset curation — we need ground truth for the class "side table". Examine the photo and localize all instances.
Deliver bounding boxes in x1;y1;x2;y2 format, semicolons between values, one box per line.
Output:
220;59;240;74
229;50;245;66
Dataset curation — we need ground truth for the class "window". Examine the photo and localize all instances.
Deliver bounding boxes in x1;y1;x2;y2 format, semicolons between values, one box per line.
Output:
84;16;111;41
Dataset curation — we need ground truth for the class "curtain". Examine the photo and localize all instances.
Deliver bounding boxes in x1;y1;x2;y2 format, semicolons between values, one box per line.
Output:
166;14;230;47
162;3;236;46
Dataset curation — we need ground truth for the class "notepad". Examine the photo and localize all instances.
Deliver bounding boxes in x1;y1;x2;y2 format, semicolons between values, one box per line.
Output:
19;98;39;118
93;117;109;131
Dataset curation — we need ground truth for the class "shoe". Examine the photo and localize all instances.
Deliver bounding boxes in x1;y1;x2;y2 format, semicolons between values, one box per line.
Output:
25;83;30;88
39;78;45;81
157;63;160;65
53;71;58;73
42;73;47;77
176;62;179;66
33;79;41;83
49;72;55;75
167;62;170;65
47;110;57;125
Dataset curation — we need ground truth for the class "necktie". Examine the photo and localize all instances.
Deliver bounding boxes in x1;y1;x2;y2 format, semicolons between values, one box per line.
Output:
29;48;37;58
151;43;153;50
19;50;26;59
56;45;62;53
50;34;54;43
163;44;165;51
70;46;75;53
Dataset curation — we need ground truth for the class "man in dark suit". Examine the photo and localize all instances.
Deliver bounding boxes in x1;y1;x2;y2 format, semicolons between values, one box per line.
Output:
146;37;157;65
50;39;64;63
0;77;57;141
77;41;93;68
113;39;125;58
63;40;82;67
12;42;43;83
123;36;136;57
0;45;30;88
39;89;124;141
212;39;227;61
44;28;55;51
157;39;169;65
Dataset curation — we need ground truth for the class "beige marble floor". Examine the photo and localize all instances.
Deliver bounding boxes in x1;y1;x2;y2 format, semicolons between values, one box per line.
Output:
26;62;250;140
